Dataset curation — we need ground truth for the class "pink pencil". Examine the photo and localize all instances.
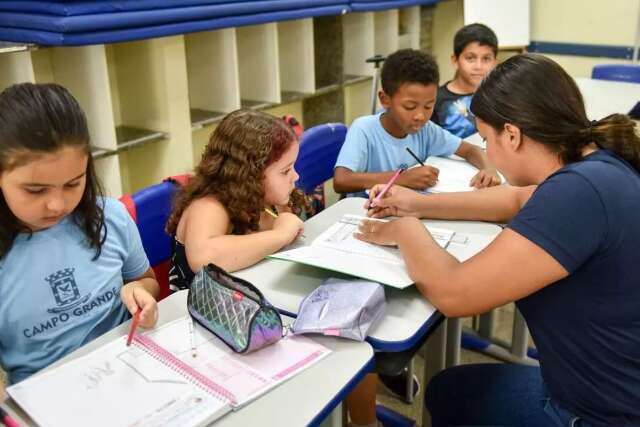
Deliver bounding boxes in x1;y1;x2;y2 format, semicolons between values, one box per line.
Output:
371;168;404;207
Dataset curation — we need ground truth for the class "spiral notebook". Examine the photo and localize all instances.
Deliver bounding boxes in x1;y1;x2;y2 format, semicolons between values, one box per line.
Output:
7;317;330;427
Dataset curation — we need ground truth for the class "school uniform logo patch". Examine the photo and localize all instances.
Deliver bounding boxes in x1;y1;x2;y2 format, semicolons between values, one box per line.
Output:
46;268;91;314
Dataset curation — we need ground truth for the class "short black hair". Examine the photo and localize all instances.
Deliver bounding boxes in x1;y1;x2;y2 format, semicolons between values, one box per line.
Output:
453;23;498;57
381;49;439;97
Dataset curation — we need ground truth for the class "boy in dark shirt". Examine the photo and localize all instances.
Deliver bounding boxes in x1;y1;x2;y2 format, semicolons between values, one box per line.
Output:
433;23;498;138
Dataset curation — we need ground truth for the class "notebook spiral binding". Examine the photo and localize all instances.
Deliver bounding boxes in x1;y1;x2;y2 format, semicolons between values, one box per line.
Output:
133;333;238;405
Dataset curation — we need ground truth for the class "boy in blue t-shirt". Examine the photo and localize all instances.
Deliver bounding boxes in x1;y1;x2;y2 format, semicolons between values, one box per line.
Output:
334;49;500;197
432;23;498;138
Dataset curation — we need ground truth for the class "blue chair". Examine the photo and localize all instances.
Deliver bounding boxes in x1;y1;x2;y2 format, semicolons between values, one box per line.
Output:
592;64;640;83
295;122;347;194
120;175;190;299
294;123;347;216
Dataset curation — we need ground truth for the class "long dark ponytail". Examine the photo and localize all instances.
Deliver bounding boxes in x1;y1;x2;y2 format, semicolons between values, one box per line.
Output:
0;83;105;258
471;53;640;171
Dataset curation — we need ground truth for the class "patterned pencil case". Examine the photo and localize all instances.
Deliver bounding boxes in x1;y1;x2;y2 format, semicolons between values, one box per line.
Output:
187;263;284;353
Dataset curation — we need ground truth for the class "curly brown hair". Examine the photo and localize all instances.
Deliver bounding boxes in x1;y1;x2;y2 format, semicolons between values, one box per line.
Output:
167;109;306;236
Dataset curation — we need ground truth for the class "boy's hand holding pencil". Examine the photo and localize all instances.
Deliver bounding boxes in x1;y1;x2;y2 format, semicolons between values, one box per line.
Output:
399;166;440;189
400;147;439;190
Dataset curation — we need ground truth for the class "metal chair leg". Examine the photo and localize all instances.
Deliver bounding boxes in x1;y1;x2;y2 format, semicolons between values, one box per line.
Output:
477;310;494;339
405;357;415;404
421;320;447;427
445;317;462;367
510;308;529;359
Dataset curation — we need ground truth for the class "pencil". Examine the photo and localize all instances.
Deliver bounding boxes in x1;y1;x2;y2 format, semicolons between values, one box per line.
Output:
126;310;141;346
264;208;279;219
188;315;198;358
264;207;305;239
0;407;19;427
406;147;425;166
372;168;405;208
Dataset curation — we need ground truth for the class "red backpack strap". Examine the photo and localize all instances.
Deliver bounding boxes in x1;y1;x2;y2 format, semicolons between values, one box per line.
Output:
163;174;192;186
282;114;304;139
119;194;137;222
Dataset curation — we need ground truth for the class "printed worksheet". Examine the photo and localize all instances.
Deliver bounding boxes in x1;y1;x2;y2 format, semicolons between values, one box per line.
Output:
314;214;454;264
271;215;456;289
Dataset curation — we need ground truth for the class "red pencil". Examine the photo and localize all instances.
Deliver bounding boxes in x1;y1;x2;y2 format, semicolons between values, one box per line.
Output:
126;310;141;346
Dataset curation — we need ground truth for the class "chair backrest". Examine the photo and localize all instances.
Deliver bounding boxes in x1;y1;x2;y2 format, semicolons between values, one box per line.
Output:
295;122;348;194
592;64;640;83
120;175;190;299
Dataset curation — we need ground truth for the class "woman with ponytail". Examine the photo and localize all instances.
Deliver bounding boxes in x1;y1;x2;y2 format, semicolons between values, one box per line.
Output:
356;54;640;426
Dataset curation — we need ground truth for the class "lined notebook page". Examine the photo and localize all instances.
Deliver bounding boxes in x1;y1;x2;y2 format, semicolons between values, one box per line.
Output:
144;317;331;408
8;317;331;427
8;333;227;427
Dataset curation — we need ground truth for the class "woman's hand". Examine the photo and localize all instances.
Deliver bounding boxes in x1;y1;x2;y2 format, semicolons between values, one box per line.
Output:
470;168;502;189
365;184;424;219
121;282;158;329
354;217;420;247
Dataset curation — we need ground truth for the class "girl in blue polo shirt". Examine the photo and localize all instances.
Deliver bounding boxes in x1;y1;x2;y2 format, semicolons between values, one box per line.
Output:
359;54;640;426
0;83;160;391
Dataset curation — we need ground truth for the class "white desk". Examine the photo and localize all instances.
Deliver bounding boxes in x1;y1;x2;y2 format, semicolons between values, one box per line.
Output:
575;77;640;120
236;198;501;346
3;291;374;427
234;197;501;424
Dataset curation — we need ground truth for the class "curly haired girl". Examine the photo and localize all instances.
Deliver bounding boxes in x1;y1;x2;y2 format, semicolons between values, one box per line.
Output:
166;109;305;290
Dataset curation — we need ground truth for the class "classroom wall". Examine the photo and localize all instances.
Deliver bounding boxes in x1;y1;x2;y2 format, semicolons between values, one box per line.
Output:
431;0;640;80
530;0;639;77
431;0;464;84
191;101;305;167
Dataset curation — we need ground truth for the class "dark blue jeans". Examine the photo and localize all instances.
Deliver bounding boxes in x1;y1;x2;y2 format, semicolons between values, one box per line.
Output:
425;364;590;427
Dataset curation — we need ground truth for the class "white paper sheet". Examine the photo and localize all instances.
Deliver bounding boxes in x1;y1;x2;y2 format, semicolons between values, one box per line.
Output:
423;156;480;193
271;215;455;289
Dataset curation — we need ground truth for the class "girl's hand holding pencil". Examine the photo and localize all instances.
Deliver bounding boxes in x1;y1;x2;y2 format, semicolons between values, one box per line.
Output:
121;281;159;329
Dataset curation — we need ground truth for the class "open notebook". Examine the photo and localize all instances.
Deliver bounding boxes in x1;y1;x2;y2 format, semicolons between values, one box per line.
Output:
270;214;454;289
422;156;480;193
8;317;330;427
